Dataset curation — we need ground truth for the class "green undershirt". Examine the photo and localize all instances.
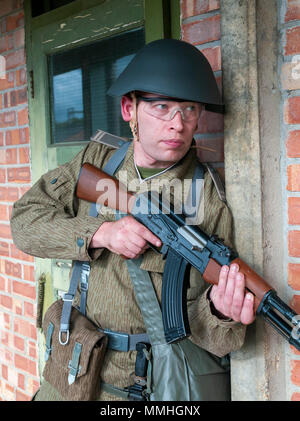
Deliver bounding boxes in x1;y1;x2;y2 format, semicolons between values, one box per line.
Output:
136;166;166;179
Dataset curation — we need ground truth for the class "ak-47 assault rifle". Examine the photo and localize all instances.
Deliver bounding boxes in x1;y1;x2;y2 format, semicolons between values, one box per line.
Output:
76;163;300;350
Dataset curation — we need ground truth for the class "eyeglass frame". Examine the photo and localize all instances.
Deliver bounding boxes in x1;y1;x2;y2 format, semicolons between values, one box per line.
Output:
136;95;203;122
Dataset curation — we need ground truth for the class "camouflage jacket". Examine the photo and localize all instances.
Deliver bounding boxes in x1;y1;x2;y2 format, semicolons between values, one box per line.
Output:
11;140;246;400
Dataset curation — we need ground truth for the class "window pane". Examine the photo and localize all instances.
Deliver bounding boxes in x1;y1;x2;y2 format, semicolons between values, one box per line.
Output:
52;69;84;143
48;28;145;144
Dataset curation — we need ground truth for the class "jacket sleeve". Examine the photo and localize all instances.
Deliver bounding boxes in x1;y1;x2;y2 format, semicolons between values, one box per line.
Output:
10;143;111;262
187;171;247;357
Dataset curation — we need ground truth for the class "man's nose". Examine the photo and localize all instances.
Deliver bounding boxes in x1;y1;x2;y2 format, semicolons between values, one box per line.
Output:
169;110;184;129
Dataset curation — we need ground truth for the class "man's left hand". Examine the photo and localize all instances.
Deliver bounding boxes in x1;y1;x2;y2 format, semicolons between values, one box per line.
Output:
210;263;255;325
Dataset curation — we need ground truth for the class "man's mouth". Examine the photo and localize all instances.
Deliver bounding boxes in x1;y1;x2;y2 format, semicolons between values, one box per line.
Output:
162;139;184;147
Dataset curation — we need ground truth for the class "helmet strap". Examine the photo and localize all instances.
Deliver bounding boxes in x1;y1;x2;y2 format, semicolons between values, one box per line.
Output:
129;92;139;142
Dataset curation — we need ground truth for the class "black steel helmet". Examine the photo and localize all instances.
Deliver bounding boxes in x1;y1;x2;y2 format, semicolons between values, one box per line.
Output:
107;38;223;113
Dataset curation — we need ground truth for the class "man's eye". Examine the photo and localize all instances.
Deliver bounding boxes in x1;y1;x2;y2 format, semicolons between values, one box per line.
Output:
186;105;196;112
155;103;168;110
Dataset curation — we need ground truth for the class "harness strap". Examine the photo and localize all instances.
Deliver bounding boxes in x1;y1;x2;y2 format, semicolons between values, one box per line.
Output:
59;141;132;346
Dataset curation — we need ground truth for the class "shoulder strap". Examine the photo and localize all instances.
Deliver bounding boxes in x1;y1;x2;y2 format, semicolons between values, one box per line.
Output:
59;135;130;345
202;163;226;203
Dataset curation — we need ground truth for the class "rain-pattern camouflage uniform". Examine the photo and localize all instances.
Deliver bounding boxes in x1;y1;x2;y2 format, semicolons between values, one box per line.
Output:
10;140;246;400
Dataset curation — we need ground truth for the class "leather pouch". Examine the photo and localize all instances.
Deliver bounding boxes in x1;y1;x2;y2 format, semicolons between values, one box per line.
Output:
42;299;107;401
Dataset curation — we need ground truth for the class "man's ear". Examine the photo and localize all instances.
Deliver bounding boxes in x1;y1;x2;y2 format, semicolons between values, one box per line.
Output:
121;95;134;122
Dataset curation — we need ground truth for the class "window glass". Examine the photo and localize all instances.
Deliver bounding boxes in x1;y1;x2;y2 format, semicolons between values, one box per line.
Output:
48;28;145;143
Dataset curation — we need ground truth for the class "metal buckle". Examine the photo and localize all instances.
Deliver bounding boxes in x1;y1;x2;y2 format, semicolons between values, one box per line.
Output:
104;329;129;352
59;329;69;346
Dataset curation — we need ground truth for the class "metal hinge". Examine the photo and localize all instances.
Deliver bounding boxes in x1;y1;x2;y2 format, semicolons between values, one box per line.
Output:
29;70;34;99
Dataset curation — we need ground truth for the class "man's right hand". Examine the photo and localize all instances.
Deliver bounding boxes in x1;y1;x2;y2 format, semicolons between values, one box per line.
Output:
89;215;162;259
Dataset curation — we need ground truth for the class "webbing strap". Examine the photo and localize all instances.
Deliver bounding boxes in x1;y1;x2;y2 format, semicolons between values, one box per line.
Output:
68;342;82;385
59;141;131;345
125;257;166;345
44;322;54;361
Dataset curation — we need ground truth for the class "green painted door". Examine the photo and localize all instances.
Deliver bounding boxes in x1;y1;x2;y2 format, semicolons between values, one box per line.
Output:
24;0;179;378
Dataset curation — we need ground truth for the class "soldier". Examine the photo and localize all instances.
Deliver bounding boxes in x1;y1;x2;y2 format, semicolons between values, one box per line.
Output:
10;39;255;401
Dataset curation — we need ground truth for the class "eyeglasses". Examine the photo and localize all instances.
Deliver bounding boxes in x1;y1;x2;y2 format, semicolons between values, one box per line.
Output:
137;96;202;122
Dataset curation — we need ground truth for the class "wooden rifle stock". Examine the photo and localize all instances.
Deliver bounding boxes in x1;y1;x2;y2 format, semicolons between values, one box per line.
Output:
76;163;136;214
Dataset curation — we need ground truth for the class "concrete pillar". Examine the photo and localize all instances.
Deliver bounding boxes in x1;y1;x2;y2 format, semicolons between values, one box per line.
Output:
220;0;286;400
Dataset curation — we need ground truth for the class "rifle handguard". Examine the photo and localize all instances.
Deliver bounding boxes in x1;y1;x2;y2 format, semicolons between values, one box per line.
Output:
76;163;136;214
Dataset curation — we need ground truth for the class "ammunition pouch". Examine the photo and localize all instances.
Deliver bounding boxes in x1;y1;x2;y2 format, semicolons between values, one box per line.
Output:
42;299;107;401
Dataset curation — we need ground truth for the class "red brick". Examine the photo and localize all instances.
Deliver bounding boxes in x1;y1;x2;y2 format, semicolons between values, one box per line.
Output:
182;15;220;46
16;87;27;104
12;280;36;300
18;373;25;390
17;108;28;126
0;294;12;310
14;335;25;352
27;377;40;397
285;0;300;22
23;265;35;282
16;390;31;401
24;301;35;319
5;12;24;33
291;360;300;386
291;392;300;401
288;231;300;257
200;45;221;72
0;110;16;126
287;130;300;158
197;109;224;134
287;262;300;291
0;223;11;239
0;71;14;90
0;1;15;16
0;186;19;202
5;127;29;145
291;294;300;314
28;341;37;359
14;28;24;49
5;48;25;70
14;354;37;376
0;241;9;256
288;197;300;224
7;166;31;183
2;382;15;400
287;165;300;191
1;364;8;380
3;91;17;108
0;168;5;182
285;25;300;55
19;147;30;164
182;0;220;18
285;97;300;124
16;68;27;86
1;259;22;278
0;147;17;164
0;204;9;221
14;317;37;340
10;244;34;262
0;33;13;54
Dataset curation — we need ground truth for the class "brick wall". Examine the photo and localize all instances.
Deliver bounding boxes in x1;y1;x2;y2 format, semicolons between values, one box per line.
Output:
0;0;39;401
281;0;300;401
181;0;224;174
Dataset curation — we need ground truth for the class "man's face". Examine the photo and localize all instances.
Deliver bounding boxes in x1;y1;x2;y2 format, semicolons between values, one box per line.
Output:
122;93;202;168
